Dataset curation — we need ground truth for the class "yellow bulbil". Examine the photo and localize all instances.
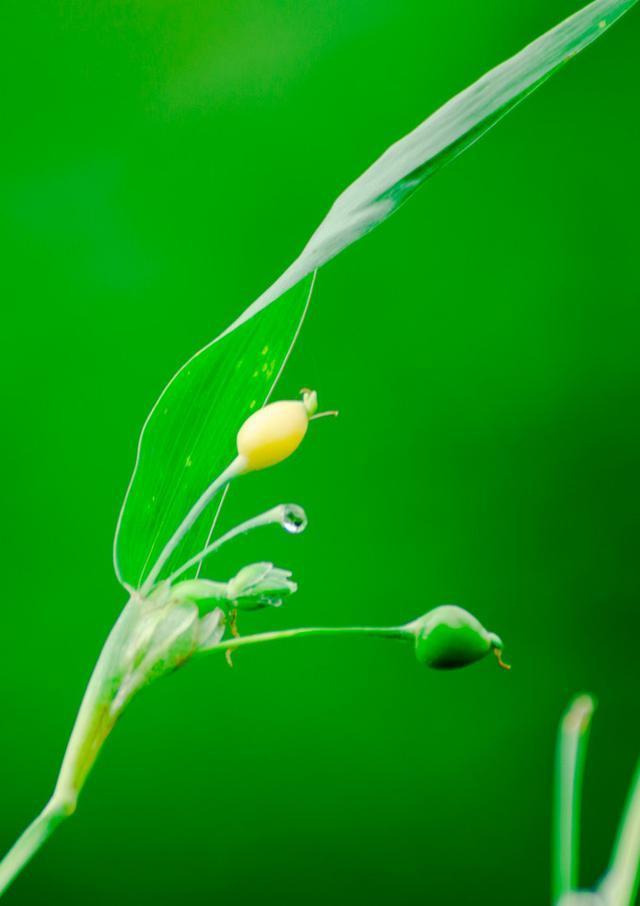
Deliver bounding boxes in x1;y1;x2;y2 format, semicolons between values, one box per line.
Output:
237;400;310;472
235;389;337;473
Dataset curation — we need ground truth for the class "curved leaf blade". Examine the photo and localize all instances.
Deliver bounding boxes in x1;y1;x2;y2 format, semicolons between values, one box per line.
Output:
113;274;314;590
114;0;635;592
237;0;637;329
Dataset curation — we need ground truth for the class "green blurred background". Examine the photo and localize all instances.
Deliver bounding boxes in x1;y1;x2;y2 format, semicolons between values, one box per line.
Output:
1;1;638;903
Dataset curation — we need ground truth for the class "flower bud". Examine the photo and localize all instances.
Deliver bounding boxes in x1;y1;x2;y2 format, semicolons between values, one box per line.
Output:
236;390;319;472
409;605;506;670
227;562;297;610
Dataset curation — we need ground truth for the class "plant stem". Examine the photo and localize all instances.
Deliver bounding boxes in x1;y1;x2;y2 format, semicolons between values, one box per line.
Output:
209;624;412;654
599;761;640;906
168;503;287;583
0;602;413;897
141;456;246;594
0;797;70;896
553;694;595;902
0;599;137;898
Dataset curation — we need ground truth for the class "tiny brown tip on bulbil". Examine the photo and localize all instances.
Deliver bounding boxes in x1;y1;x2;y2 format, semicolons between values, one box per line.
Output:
494;648;511;671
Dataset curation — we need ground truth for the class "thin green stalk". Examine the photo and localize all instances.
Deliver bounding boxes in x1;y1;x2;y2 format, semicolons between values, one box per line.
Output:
141;457;246;594
0;599;137;897
208;624;412;653
553;694;595;902
599;761;640;906
0;799;70;896
168;503;289;583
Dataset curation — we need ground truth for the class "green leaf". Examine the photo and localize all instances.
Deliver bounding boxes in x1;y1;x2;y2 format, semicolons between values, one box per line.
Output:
113;274;314;590
114;0;635;592
234;0;637;329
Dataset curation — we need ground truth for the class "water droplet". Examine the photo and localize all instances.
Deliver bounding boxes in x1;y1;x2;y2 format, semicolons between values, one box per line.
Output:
281;504;308;534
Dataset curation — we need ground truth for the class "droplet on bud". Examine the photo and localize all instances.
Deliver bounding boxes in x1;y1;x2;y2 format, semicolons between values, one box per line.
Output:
227;562;297;610
281;504;308;534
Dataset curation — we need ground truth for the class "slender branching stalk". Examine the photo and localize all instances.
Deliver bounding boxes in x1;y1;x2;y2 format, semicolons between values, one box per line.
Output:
207;624;412;654
168;503;303;584
141;456;246;594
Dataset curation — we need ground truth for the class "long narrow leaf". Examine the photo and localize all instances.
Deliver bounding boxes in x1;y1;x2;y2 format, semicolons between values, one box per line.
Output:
232;0;637;331
114;0;636;591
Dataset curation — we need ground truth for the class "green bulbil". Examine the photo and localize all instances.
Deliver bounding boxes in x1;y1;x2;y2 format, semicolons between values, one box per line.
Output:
227;562;297;610
413;605;504;670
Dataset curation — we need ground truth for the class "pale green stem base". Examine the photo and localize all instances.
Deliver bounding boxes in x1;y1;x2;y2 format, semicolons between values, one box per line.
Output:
0;600;138;896
0;798;71;896
0;609;408;898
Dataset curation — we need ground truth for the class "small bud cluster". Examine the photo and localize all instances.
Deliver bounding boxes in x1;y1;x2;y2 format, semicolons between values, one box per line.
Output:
227;563;297;610
168;563;297;613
